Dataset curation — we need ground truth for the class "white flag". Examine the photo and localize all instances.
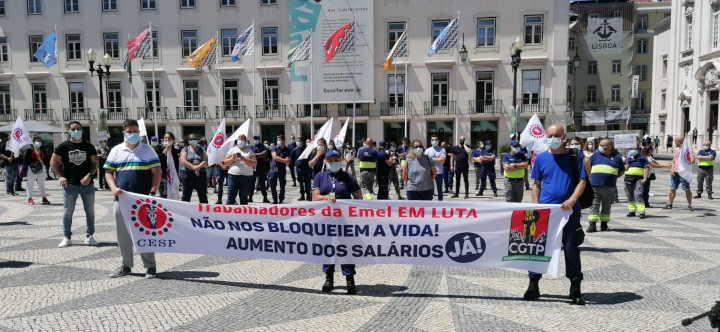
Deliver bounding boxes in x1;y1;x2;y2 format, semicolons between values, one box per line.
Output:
206;119;227;166
520;114;549;155
10;117;32;157
166;151;180;200
218;118;252;160
138;117;148;138
677;139;693;184
299;117;334;160
334;117;350;148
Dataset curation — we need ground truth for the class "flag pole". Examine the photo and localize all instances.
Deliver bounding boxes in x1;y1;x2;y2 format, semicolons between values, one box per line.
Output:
55;25;65;134
216;31;221;120
404;30;408;139
352;20;356;150
455;12;460;146
310;31;314;137
393;52;398;135
128;33;134;122
150;22;158;138
251;20;257;135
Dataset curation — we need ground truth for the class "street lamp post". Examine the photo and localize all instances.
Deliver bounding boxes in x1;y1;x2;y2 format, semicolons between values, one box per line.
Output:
457;33;468;145
87;49;113;109
510;36;525;138
572;52;581;131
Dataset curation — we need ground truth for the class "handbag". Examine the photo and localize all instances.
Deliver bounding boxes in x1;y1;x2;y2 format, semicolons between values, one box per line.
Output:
649;172;656;181
30;161;44;174
569;149;594;209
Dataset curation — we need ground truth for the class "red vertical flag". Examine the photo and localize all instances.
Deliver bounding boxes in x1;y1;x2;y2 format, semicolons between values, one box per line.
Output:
323;22;354;63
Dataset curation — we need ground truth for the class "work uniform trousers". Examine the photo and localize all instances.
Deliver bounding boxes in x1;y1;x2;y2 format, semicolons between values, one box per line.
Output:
697;167;714;195
504;178;524;203
359;170;376;199
296;168;312;199
624;179;646;215
113;201;155;269
478;167;497;194
529;208;584;282
268;169;286;203
322;264;356;276
376;170;390;200
253;167;269;199
589;185;615;223
454;166;469;195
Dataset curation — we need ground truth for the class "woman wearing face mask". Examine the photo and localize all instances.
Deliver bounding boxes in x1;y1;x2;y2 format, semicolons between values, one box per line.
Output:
312;150;362;295
154;132;180;199
402;139;437;201
641;145;671;208
224;135;256;205
180;135;209;203
568;138;583;151
624;148;650;219
309;138;328;177
582;141;595;159
25;137;50;205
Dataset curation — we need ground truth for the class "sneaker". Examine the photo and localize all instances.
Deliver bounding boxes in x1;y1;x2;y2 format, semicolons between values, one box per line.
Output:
688;205;694;211
709;194;714;199
84;235;99;246
663;204;672;210
493;192;498;197
15;187;25;192
27;198;34;205
110;265;131;278
694;193;702;199
145;267;157;279
58;237;72;248
627;211;636;217
42;197;50;205
639;214;646;219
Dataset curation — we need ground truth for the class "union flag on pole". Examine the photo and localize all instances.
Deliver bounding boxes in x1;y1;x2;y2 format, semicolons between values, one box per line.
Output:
384;29;407;71
127;29;151;61
324;22;354;63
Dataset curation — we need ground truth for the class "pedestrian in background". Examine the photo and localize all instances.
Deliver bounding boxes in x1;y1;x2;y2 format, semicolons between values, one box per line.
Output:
475;139;498;197
694;140;715;199
1;138;18;196
502;140;528;203
584;139;624;232
25;137;50;205
665;136;695;210
450;136;471;198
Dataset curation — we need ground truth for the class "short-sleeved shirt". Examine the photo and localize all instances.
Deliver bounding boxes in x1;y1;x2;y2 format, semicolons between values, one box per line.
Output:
531;151;586;212
502;152;528;178
343;147;355;161
424;147;446;175
376;150;392;174
452;145;469;168
251;144;269;169
271;145;291;172
227;147;255;176
625;155;649;181
54;140;98;185
291;147;311;175
443;146;452;168
697;149;717;168
357;147;378;170
104;143;160;195
478;149;496;169
312;170;361;199
406;156;435;192
180;146;206;172
588;151;624;187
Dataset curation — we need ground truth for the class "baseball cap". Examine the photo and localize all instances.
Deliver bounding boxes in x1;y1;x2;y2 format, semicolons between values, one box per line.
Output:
510;140;520;146
325;150;340;159
150;136;158;141
485;140;492;145
378;140;386;146
253;135;260;139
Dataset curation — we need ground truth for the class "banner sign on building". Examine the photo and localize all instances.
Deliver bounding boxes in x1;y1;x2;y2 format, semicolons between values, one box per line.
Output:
118;193;571;277
583;110;606;125
587;18;623;55
605;109;630;123
288;0;374;104
631;75;640;98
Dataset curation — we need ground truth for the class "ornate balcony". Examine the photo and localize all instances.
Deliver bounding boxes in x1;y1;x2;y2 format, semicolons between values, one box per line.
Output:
255;105;287;118
380;102;415;116
295;104;328;118
24;109;55;121
469;99;503;114
63;108;93;121
216;105;250;120
137;107;170;121
423;100;457;115
516;98;550;114
339;103;369;117
176;106;209;120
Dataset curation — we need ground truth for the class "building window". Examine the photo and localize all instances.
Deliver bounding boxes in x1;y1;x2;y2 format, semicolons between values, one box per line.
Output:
662;57;667;78
104;32;119;59
636;14;648;32
223;80;239;109
28;0;42;14
431;20;449;42
0;0;5;15
181;30;197;57
65;0;79;13
29;35;44;62
661;91;666;110
388;74;405;107
145;81;160;109
524;15;543;45
588;13;599;19
636;39;647;54
635;64;648;81
180;0;195;9
262;27;278;55
612;60;621;74
0;37;7;62
184;80;199;111
587;85;596;104
568;37;575;51
221;29;237;56
0;85;10;114
614;11;622;18
387;22;406;52
149;30;158;58
611;85;621;103
521;70;541;103
714;8;720;49
568;65;573;75
263;78;279;108
476;18;495;47
140;0;156;10
431;73;449;107
68;82;84;112
636;90;647;110
107;81;122;113
102;0;117;12
687;17;693;50
588;61;597;75
32;84;47;110
66;34;82;61
220;0;236;6
476;71;494;102
261;0;277;5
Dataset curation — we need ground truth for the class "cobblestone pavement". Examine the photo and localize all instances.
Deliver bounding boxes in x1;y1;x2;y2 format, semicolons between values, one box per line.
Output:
0;156;718;331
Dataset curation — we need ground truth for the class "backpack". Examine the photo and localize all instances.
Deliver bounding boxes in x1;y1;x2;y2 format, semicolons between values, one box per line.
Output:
569;148;594;209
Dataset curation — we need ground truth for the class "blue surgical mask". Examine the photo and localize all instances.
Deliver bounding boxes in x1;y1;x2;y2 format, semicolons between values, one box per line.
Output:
296;142;303;148
318;145;326;151
34;142;43;148
431;140;439;147
548;137;563;150
628;150;639;158
151;141;159;147
237;140;246;147
189;139;198;146
703;145;710;151
327;162;342;173
414;147;424;155
277;141;283;146
485;145;492;150
598;146;605;153
125;133;140;144
512;147;521;154
70;129;83;140
254;140;260;145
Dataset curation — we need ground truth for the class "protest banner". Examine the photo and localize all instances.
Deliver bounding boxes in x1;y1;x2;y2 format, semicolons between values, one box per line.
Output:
118;193;571;277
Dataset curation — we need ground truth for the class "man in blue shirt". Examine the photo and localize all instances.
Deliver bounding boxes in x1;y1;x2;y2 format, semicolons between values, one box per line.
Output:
474;139;498;197
250;135;270;203
290;137;311;201
287;135;297;187
526;124;586;305
695;140;716;199
584;139;624;232
269;135;291;204
424;134;446;201
502;140;528;202
357;138;378;199
375;140;394;199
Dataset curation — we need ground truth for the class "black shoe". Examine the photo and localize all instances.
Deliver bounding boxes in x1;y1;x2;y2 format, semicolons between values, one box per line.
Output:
346;275;357;295
464;194;469;199
493;192;498;197
279;199;284;204
322;273;334;292
663;204;672;210
263;198;271;203
525;186;531;190
600;221;611;232
476;192;483;196
293;183;297;187
443;189;450;194
298;196;305;201
110;265;131;278
614;199;619;203
586;222;597;233
569;281;586;305
215;199;222;204
15;187;25;192
688;205;694;211
627;211;636;217
523;279;540;301
451;194;459;198
639;214;646;219
145;267;157;279
694;193;702;199
398;196;405;200
709;194;714;199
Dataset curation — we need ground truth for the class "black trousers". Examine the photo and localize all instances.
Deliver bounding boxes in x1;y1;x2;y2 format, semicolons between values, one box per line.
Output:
297;169;312;199
181;171;208;203
269;170;286;203
376;171;390;200
254;168;268;198
454;167;470;195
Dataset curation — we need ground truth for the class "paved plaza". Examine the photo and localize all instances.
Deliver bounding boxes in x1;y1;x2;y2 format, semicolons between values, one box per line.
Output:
0;154;719;331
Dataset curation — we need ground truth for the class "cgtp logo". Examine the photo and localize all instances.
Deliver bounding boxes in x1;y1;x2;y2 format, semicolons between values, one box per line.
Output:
528;124;545;139
12;128;23;141
684;149;693;165
502;209;551;262
129;199;174;236
445;232;486;263
212;132;225;149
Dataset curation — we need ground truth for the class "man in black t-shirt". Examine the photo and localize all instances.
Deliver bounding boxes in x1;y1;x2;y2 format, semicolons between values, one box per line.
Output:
50;121;99;248
449;136;472;198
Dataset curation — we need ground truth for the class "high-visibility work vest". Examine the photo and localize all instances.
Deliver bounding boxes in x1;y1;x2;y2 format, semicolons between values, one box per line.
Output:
625;167;645;176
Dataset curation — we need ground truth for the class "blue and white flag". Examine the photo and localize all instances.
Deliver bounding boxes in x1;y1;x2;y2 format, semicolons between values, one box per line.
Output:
33;32;57;67
427;18;458;56
231;25;254;61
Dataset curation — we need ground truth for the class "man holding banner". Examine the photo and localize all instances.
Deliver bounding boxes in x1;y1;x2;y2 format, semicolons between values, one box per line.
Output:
525;124;586;305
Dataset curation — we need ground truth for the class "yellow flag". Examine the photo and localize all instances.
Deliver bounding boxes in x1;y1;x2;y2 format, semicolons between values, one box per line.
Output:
187;38;216;68
384;30;407;72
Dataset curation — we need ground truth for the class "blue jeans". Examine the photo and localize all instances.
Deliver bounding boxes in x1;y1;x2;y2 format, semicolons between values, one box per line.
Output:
322;264;356;276
4;164;17;193
528;208;584;282
62;184;96;239
407;189;434;201
443;166;454;191
226;174;253;205
434;175;444;201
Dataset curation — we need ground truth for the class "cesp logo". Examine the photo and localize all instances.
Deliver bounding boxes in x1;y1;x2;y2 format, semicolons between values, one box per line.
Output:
130;199;174;236
445;232;486;263
502;209;551;262
12;128;23;141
